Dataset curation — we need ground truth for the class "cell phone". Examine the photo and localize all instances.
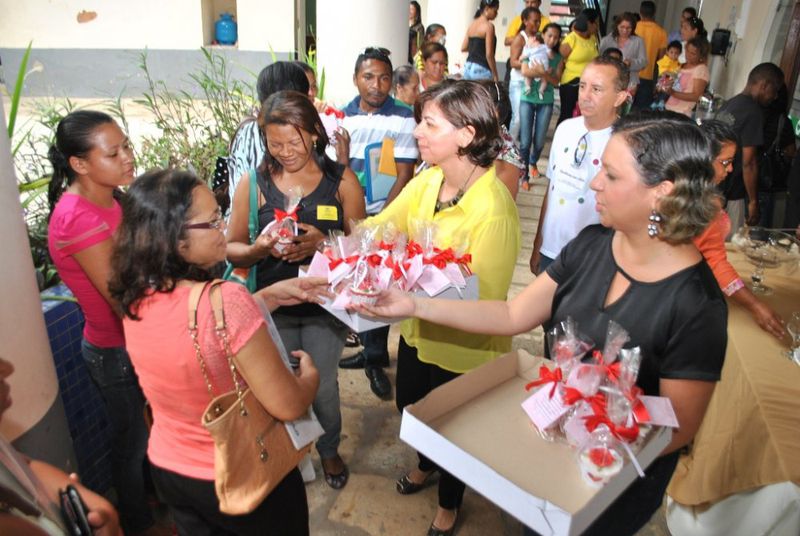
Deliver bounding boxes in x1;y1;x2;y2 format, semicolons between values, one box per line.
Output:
60;484;92;536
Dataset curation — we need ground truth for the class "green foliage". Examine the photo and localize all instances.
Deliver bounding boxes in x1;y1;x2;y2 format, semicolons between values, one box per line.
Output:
132;49;256;185
11;47;257;290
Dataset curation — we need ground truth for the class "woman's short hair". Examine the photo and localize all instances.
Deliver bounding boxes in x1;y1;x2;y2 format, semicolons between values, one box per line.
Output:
612;112;718;244
424;23;445;41
393;65;417;91
520;6;541;31
414;79;502;167
256;61;309;104
110;169;214;319
686;36;710;61
258;90;336;177
421;41;447;62
611;12;637;38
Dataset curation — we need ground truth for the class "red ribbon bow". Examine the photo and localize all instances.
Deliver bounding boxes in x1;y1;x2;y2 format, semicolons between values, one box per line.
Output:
406;241;423;258
366;254;384;268
385;256;410;281
624;386;651;424
524;366;563;398
328;255;359;270
602;362;622;384
583;411;640;443
274;207;299;222
423;247;456;269
324;106;345;119
378;241;394;251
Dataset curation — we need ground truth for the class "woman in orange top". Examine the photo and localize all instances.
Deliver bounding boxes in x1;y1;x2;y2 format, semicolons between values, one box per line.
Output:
696;120;784;338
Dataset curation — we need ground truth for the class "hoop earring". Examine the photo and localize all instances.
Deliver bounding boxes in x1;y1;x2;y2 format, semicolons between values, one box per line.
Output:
647;210;663;238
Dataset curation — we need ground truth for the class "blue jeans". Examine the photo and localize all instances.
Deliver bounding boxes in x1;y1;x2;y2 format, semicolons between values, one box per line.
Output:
519;101;554;179
508;79;525;141
81;340;153;534
273;314;348;460
463;61;492;80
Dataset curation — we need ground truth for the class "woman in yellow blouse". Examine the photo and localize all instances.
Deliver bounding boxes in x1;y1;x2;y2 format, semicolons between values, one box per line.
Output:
558;9;599;124
369;79;520;535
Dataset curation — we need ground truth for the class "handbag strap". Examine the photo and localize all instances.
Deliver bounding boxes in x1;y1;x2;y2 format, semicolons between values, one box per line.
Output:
247;168;258;244
187;280;249;418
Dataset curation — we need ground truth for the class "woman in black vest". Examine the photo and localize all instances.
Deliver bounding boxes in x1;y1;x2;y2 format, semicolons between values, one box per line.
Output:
227;90;366;489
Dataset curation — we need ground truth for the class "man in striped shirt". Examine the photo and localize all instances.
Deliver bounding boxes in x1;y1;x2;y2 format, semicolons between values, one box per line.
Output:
338;47;419;398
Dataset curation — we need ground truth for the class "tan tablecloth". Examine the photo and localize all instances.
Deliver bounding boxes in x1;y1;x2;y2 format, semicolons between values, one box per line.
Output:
668;246;800;506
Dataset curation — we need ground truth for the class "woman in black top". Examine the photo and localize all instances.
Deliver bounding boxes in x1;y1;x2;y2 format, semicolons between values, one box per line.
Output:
359;113;727;535
227;91;366;490
461;0;500;81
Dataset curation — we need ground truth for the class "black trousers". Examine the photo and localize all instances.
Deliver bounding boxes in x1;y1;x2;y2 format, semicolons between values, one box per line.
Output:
395;336;465;510
557;79;580;125
633;78;656;110
151;465;309;536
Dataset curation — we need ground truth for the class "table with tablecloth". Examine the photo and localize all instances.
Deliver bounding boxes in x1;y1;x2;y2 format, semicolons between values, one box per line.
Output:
666;245;800;535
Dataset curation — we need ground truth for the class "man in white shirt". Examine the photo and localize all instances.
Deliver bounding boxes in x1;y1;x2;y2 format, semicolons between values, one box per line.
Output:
529;57;629;273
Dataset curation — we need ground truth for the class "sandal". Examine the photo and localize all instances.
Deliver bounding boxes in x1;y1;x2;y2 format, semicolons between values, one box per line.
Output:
322;459;349;490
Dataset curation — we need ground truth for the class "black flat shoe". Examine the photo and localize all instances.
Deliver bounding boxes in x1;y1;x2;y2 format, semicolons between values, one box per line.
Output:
396;470;435;495
427;509;458;536
339;352;390;369
365;366;392;399
322;462;349;490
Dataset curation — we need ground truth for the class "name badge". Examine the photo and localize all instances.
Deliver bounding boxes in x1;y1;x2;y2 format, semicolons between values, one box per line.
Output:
317;205;338;221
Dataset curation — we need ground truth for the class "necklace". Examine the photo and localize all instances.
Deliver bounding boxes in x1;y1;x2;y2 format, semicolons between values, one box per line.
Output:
434;164;479;213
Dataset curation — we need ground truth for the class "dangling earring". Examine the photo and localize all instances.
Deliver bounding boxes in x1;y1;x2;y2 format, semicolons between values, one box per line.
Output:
647;210;663;237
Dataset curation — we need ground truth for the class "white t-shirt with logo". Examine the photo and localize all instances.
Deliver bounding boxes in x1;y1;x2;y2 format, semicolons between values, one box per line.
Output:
540;116;612;259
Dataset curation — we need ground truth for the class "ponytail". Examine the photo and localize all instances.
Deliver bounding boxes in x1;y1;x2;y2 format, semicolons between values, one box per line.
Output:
46;110;114;214
474;0;499;18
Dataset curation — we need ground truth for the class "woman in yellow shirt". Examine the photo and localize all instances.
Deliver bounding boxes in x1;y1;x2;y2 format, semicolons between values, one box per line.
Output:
370;79;520;535
558;9;599;124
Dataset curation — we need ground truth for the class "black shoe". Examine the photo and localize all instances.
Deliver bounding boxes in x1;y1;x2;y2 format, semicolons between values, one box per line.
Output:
396;470;436;495
365;366;392;399
339;352;389;370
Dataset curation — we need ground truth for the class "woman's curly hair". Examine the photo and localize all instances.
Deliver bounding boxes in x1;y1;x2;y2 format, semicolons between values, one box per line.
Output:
612;112;719;244
109;169;218;319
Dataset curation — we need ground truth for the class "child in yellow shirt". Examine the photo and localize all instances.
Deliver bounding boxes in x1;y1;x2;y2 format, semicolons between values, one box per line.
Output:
652;41;682;110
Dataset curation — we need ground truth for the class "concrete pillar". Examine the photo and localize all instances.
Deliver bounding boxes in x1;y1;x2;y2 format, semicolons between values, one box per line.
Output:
425;1;478;76
0;98;77;470
317;0;409;106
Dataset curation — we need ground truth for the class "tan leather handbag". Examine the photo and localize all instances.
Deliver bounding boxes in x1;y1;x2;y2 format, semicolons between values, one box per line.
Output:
187;280;310;515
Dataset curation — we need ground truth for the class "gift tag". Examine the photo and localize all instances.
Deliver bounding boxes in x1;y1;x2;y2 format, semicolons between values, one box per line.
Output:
442;263;466;287
521;384;570;432
563;401;594;447
417;266;452;296
307;251;330;278
638;396;679;427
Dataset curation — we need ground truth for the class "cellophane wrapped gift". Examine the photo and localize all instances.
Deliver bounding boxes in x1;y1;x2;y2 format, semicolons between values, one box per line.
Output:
263;185;302;254
521;318;673;487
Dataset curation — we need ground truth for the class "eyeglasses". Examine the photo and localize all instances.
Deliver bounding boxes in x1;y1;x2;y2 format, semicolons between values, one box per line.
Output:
185;210;225;231
716;157;734;167
573;132;589;168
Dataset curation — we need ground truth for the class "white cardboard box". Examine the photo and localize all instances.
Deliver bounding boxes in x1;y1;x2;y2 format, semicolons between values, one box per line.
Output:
299;269;479;332
399;350;672;536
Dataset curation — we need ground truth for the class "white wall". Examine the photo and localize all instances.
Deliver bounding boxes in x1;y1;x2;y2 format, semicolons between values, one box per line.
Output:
700;0;781;97
317;0;408;106
0;0;295;52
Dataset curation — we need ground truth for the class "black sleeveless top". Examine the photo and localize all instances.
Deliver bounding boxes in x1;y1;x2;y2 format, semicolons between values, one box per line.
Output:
466;36;494;69
255;162;346;316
